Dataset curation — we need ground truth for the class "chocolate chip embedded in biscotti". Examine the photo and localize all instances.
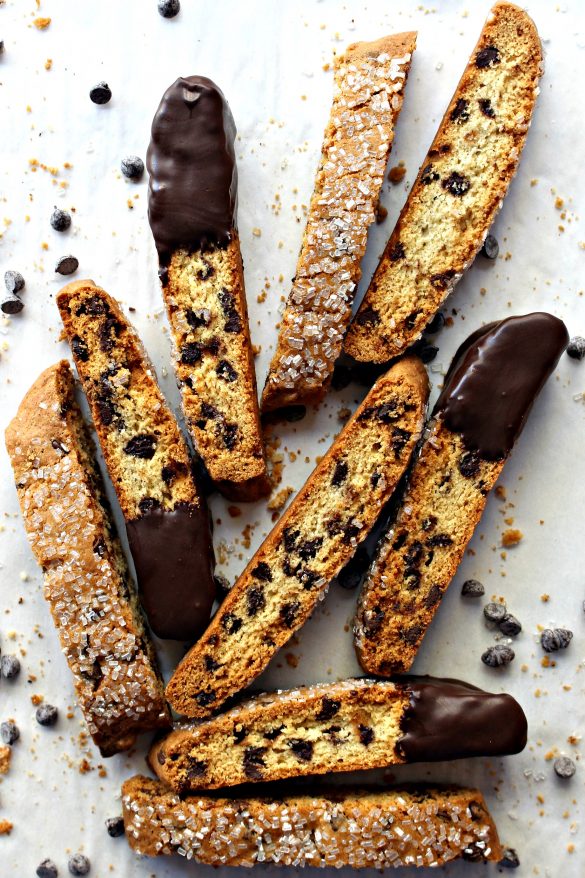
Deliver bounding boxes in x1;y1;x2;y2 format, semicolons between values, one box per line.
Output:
221;613;242;635
476;45;500;68
75;294;106;316
71;335;90;362
401;624;423;645
289;739;313;762
391;427;410;455
204;654;220;672
459;450;481;479
216;359;238;382
450;98;470;123
138;497;160;513
426;533;453;547
251;561;272;582
478;98;496;118
195;690;216;707
243;746;267;779
264;724;285;740
222;423;238;450
124;434;157;459
297;568;320;590
282;528;300;552
186;307;211;329
232;724;247;743
181;342;203;364
424;584;443;608
246;586;266;617
297;537;323;560
331;460;348;487
99;316;122;353
389;242;405;262
186;758;207;779
354;305;380;326
199;401;219;423
363;606;384;636
280;601;300;628
197;262;215;281
219;288;242;333
316;698;341;721
421;163;440;185
429;270;455;291
358;725;374;746
442;172;470;196
156;749;166;766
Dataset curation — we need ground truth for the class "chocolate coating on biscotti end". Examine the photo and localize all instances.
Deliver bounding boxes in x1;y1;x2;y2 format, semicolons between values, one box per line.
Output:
147;76;237;263
434;313;568;460
395;676;527;761
126;503;215;641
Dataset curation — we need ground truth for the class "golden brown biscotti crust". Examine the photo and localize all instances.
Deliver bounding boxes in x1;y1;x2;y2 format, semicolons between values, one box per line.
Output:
166;357;429;718
5;362;169;755
344;3;542;363
122;775;503;867
355;418;503;675
261;32;416;411
164;236;269;499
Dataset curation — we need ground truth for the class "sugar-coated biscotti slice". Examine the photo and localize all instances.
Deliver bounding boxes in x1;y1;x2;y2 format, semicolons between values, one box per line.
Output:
147;76;269;500
5;362;169;755
344;3;543;364
166;357;429;717
57;280;215;642
150;676;526;792
261;32;416;412
122;775;504;867
355;313;568;675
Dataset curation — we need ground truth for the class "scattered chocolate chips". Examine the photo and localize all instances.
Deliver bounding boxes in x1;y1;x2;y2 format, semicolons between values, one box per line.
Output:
297;537;323;561
442;172;470;197
124;434;157;459
331;460;348;487
55;255;79;276
121;156;144;181
566;336;585;360
105;816;125;838
289;739;313;762
204;654;220;672
316;698;341;721
158;0;180;17
89;82;112;105
553;755;576;779
476;45;500;68
216;359;237;382
478;98;495;118
481;644;514;667
251;561;272;582
181;342;203;364
36;703;59;726
498;848;520;869
540;627;573;652
50;207;72;231
450;98;470;123
68;854;90;876
243;746;266;779
4;270;25;294
1;293;24;314
481;234;499;259
222;613;242;635
0;654;21;679
246;586;266;617
186;307;211;328
483;601;506;624
0;720;19;744
36;860;59;878
358;724;374;746
499;613;522;636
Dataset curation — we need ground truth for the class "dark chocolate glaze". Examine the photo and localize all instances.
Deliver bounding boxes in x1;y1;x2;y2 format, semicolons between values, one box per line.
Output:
126;503;215;641
395;675;527;761
433;312;568;460
146;75;237;265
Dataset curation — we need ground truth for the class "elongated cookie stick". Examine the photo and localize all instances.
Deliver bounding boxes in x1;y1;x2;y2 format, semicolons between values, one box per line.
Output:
123;775;504;867
147;76;269;501
355;313;568;675
57;280;215;642
261;32;417;412
5;362;169;755
151;676;526;792
344;3;543;364
166;356;429;717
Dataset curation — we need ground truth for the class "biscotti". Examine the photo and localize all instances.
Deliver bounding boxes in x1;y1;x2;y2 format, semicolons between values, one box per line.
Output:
150;676;526;792
57;280;215;641
5;362;169;755
261;33;416;411
344;3;542;364
122;775;504;867
166;357;429;717
147;76;268;500
355;313;568;675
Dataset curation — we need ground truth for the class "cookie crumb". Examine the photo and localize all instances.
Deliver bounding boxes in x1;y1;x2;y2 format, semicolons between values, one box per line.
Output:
502;528;523;547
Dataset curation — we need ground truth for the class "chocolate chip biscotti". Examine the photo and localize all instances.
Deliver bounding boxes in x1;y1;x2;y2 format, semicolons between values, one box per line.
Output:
123;775;503;867
57;280;215;641
261;33;416;412
344;3;542;364
5;362;169;755
150;676;526;792
355;313;568;675
166;356;429;717
147;76;269;500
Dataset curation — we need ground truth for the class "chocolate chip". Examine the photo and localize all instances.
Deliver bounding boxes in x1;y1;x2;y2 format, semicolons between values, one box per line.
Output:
68;854;90;875
218;288;242;333
426;533;452;547
331;363;352;390
186;307;211;328
138;497;160;513
225;314;242;333
204;654;220;672
316;698;341;721
429;270;455;291
418;343;439;364
197;262;215;281
0;655;21;679
358;725;374;746
499;613;522;636
89;82;112;104
461;579;485;597
55;255;79;276
195;690;215;707
36;703;59;726
161;464;176;485
246;586;266;617
421;516;437;532
405;310;420;331
233;725;247;744
186;757;207;778
402;624;423;645
99;316;122;353
476;45;500;68
483;601;507;623
216;359;238;382
498;848;520;869
354;305;380;326
222;613;242;635
567;336;585;360
363;607;384;637
462;843;486;863
442;172;470;196
297;537;323;560
553;756;576;779
391;426;410;454
124;434;156;459
222;423;238;450
36;860;59;878
70;335;89;363
450;98;469;123
289;739;313;762
158;0;180;16
4;270;25;294
251;561;272;582
459;450;480;479
376;403;400;423
264;725;284;740
0;720;19;745
389;242;405;261
214;573;231;603
541;628;573;652
421;163;440;185
120;156;144;181
1;293;24;314
200;401;219;421
282;528;299;552
105;816;125;838
478;98;495;118
156;749;166;765
425;311;445;335
181;342;203;364
481;233;499;259
243;746;267;779
280;601;300;628
332;460;348;487
50;208;72;231
75;295;106;316
481;644;515;667
424;584;443;608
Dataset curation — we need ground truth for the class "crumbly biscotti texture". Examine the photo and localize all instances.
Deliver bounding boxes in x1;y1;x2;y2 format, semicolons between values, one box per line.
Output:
166;357;429;717
122;775;503;867
355;419;503;675
5;362;169;755
261;32;416;411
344;3;542;363
151;679;411;792
163;237;269;499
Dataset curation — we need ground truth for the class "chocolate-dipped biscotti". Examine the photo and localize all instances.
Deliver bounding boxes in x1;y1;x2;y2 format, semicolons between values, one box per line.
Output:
344;3;542;364
5;362;169;755
151;676;526;792
123;775;503;867
147;76;268;500
355;313;568;675
57;280;215;642
261;32;416;412
166;357;429;717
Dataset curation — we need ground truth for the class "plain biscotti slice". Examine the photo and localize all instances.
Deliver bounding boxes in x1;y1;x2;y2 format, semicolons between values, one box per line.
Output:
122;775;504;867
344;3;542;364
166;357;429;717
5;362;169;755
150;676;526;792
57;280;215;642
261;32;416;412
147;76;268;500
355;313;568;675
